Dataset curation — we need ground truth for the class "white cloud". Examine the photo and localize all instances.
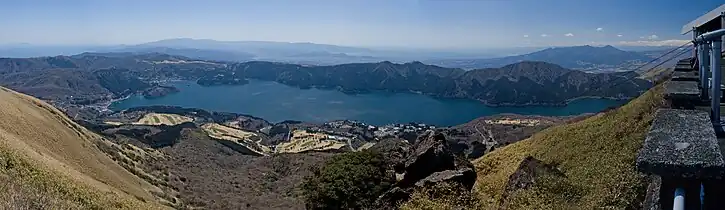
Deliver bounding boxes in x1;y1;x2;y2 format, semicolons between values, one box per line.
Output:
647;35;659;40
564;33;574;37
540;34;548;37
523;35;529;38
596;27;604;31
618;39;689;47
617;34;623;37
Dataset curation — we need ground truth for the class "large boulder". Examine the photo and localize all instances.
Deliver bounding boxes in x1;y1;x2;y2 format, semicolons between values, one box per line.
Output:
398;131;456;187
375;187;413;210
499;156;567;209
370;138;410;173
414;160;476;191
374;131;477;208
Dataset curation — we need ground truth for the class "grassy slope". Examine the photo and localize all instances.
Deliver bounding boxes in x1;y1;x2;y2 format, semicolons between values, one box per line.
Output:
472;85;663;209
0;86;164;209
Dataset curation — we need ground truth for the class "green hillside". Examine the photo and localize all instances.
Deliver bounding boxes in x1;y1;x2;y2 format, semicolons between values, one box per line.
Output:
403;85;663;209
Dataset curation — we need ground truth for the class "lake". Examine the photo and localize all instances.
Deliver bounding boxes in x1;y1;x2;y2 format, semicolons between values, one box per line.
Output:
110;80;627;126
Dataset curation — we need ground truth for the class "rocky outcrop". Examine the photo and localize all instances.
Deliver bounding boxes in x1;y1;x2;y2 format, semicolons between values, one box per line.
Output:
374;131;477;208
398;132;457;187
370;138;410;172
499;156;566;209
414;163;476;189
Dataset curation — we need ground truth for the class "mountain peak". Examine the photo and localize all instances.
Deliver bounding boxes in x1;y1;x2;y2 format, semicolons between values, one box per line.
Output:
501;61;567;70
379;61;394;65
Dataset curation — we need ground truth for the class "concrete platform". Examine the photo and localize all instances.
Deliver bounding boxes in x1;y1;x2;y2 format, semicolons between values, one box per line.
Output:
636;109;724;178
664;81;701;108
675;64;694;72
677;60;692;66
671;71;699;81
681;57;694;61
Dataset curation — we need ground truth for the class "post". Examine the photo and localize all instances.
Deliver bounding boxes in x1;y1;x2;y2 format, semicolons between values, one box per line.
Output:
703;42;711;99
712;39;722;128
696;28;704;95
701;43;708;99
695;27;700;61
721;12;725;52
674;188;685;210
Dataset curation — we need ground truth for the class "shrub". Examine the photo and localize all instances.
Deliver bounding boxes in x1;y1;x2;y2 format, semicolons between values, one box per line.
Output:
301;151;394;210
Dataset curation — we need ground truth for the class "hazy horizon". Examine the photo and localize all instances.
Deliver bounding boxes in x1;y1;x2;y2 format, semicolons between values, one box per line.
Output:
1;0;722;49
0;37;699;52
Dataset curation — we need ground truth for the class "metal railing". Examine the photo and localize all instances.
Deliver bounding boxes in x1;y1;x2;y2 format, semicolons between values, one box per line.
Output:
694;28;725;129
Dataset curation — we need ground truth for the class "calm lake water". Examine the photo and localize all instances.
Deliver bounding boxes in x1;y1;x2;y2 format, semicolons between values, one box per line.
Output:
110;80;627;126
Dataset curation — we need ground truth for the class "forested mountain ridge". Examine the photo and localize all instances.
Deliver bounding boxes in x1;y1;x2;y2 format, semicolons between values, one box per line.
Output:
0;53;651;108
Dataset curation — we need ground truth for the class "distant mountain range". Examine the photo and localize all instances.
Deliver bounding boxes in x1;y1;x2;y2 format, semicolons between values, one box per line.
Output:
117;40;660;72
425;45;654;71
0;39;667;72
232;60;651;106
0;53;651;112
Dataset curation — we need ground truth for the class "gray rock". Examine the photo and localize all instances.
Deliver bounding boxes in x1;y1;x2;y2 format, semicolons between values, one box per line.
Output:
499;156;566;209
414;168;476;190
636;109;725;178
374;187;412;210
374;131;477;208
399;131;456;187
370;138;410;173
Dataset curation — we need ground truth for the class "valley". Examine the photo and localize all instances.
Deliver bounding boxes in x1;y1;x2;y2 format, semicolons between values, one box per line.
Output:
67;100;577;208
1;0;717;209
0;48;655;209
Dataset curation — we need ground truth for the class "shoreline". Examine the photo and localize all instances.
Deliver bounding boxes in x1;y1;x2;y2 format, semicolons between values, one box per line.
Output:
99;94;132;112
155;79;629;108
101;80;628;127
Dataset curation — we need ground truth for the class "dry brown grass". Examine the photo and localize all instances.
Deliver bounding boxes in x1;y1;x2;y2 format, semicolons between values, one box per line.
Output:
470;85;663;209
276;130;346;153
0;172;80;209
400;182;483;210
0;86;166;209
134;113;193;126
201;123;271;154
401;85;663;209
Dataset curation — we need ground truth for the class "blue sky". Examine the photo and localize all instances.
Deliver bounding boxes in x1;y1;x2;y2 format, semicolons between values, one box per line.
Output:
0;0;722;49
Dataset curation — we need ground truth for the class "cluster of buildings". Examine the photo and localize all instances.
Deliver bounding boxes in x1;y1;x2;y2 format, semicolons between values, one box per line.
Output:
323;120;436;140
372;123;436;139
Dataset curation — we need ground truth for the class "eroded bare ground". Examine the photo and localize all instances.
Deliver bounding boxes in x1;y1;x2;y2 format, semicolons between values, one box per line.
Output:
96;125;335;209
165;130;335;209
85;105;587;208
